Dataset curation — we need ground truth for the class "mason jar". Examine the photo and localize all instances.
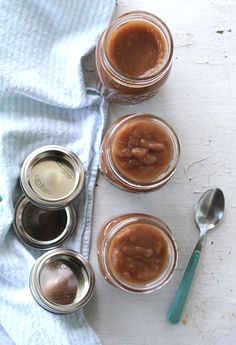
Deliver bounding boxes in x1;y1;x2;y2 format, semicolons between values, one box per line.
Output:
97;213;178;293
95;11;174;103
100;113;180;192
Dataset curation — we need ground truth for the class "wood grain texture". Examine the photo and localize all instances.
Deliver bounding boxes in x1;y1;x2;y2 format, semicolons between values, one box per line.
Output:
85;0;236;344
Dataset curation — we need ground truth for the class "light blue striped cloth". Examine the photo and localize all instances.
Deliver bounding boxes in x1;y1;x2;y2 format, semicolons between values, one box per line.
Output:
0;1;115;344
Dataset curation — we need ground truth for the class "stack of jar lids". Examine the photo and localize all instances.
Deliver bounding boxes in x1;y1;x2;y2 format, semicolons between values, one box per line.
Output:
13;145;95;314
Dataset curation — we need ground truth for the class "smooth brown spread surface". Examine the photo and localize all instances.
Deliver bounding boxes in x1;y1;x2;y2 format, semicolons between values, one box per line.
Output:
107;20;166;78
111;118;173;183
108;223;169;284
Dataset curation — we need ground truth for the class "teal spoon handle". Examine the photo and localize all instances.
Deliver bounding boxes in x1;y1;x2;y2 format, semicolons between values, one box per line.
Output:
167;248;201;324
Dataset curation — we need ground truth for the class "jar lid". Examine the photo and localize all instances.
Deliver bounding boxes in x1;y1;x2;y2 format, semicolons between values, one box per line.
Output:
20;145;84;209
13;196;76;250
29;249;95;314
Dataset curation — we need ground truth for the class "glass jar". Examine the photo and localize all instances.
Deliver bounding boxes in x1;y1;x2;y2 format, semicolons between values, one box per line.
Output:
97;213;178;293
100;113;180;193
95;11;174;104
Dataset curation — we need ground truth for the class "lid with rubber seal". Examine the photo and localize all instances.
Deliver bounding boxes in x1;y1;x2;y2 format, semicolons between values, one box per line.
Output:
20;145;84;209
29;249;95;314
13;195;76;250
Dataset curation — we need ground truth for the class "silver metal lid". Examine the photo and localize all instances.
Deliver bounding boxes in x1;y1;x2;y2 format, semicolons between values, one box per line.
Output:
20;145;84;209
13;195;76;250
29;249;95;314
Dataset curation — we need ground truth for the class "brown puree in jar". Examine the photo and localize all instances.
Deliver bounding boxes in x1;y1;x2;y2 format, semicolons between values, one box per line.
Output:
107;20;166;78
111;118;173;183
95;11;174;103
108;223;169;285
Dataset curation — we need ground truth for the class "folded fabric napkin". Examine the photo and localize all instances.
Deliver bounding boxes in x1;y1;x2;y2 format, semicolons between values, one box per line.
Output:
0;1;115;344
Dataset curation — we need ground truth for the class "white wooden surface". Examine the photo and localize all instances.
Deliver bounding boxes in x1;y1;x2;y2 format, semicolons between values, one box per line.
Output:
85;1;236;344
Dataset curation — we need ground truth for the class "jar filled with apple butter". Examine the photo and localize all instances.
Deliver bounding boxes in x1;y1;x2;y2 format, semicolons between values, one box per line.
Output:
100;114;180;192
95;11;174;103
97;213;178;293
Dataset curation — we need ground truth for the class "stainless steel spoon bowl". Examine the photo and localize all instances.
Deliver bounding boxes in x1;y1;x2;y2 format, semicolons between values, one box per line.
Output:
168;188;225;324
195;188;225;233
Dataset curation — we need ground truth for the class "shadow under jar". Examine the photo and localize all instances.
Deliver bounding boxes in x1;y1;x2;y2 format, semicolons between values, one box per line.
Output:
100;114;180;193
97;213;178;293
95;11;174;104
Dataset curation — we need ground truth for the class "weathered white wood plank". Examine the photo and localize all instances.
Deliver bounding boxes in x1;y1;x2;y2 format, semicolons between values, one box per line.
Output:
85;1;236;344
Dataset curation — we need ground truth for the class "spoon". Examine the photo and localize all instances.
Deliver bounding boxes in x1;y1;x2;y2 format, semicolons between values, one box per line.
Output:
167;188;225;324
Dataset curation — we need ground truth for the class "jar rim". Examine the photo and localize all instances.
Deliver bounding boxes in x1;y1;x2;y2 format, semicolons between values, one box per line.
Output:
103;114;180;191
100;11;174;87
98;213;178;293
